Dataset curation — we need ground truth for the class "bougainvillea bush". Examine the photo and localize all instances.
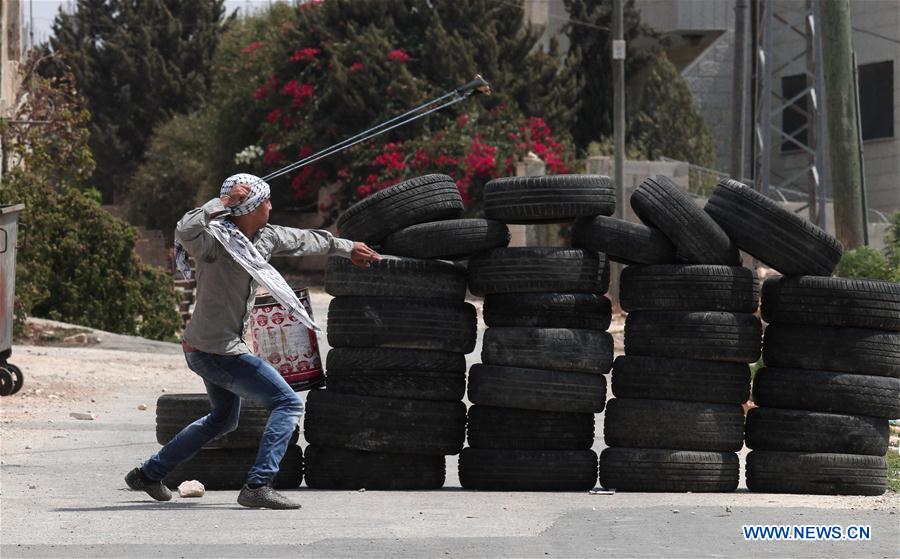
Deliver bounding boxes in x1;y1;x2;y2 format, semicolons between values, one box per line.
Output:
337;107;573;217
143;0;579;223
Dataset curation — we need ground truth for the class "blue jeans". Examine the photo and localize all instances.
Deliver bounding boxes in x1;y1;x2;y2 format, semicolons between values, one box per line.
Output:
142;351;304;486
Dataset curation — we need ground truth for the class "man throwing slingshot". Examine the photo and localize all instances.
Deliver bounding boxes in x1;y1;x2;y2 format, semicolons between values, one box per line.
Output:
125;173;380;509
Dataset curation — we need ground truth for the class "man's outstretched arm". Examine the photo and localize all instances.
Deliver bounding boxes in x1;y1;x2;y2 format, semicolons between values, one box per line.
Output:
271;226;381;268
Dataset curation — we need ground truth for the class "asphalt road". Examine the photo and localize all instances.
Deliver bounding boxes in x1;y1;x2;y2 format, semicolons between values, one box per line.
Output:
2;291;898;558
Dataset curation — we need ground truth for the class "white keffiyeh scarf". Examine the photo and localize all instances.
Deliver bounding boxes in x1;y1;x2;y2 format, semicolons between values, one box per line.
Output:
175;173;319;331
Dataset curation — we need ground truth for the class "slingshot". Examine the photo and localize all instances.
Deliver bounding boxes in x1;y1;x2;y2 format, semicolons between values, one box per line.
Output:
261;75;491;183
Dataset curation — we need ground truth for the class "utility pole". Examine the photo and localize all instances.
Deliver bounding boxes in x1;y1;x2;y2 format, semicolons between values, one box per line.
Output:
819;0;864;249
611;0;625;309
612;0;625;220
730;0;748;180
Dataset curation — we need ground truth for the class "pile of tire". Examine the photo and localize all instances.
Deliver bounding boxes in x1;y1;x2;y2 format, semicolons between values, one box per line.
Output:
155;394;303;490
576;175;758;492
304;174;502;489
701;179;899;496
460;174;616;491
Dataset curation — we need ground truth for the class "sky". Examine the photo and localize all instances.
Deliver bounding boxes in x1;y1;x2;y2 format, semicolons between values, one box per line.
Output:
25;0;283;47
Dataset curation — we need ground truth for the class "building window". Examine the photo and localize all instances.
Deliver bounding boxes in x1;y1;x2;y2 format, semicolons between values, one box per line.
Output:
781;60;894;152
858;60;894;140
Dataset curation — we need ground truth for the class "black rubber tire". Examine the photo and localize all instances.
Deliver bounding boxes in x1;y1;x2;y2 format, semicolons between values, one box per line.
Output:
482;327;613;374
760;275;900;331
484;174;615;224
468;248;609;296
705;179;843;276
326;347;466;373
163;445;303;490
336;174;463;244
746;451;887;496
620;265;759;313
630;175;739;265
484;293;612;331
304;390;466;455
327;297;477;353
604;398;745;452
324;368;465;402
572;215;676;265
598;448;739;493
744;407;889;456
466;405;595;450
155;394;298;449
304;445;445;490
753;367;900;419
763;324;900;377
458;448;599;491
611;355;750;405
4;362;23;395
0;367;13;397
624;311;762;363
380;219;510;260
467;364;607;413
325;256;467;301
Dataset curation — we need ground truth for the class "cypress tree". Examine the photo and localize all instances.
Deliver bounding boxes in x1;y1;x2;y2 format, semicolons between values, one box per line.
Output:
41;0;227;202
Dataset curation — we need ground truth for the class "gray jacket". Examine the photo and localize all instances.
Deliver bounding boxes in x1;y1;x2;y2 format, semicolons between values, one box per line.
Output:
175;197;353;355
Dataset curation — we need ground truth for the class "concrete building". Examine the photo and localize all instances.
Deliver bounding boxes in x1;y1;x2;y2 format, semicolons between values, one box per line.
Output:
527;0;899;219
1;0;23;118
635;0;899;218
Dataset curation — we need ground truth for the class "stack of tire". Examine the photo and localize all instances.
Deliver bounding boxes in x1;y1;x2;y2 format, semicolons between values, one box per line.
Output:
304;174;507;489
577;175;758;492
459;174;615;491
704;179;900;496
155;394;303;490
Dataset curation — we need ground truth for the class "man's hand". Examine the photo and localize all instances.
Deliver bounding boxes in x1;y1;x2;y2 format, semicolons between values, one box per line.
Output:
221;183;250;207
350;242;382;268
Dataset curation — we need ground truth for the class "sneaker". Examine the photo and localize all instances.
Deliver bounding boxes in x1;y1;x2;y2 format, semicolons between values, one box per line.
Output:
125;467;172;502
237;484;301;509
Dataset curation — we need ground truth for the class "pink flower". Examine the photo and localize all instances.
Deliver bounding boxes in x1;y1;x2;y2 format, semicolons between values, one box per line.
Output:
251;84;268;100
387;49;411;63
435;154;457;167
465;136;496;178
282;81;314;98
242;41;264;54
349;61;364;72
266;108;283;124
263;145;284;165
412;149;430;169
456;113;469;127
300;0;323;12
289;47;321;63
282;81;315;108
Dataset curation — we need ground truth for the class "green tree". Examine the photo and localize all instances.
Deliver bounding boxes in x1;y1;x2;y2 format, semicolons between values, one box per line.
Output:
129;0;580;225
126;109;214;233
563;0;660;150
628;53;716;167
1;56;180;340
40;0;228;202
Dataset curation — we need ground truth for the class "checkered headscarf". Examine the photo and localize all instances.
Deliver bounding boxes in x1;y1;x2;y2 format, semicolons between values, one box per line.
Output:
220;173;271;216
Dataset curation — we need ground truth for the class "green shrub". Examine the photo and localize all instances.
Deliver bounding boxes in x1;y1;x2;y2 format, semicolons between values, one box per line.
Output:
834;246;900;283
2;57;180;341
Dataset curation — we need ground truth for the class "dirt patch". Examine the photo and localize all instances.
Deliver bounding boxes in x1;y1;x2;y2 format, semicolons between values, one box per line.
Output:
14;322;98;347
